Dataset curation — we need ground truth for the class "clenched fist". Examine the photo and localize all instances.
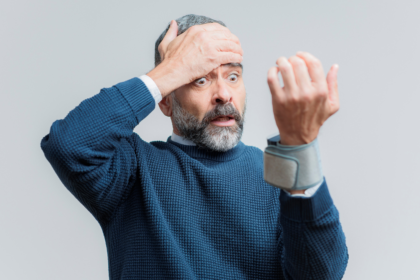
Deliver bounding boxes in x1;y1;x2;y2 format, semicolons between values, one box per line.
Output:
267;51;340;145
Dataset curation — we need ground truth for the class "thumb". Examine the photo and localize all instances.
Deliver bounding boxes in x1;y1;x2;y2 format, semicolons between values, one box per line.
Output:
159;20;178;57
326;64;340;114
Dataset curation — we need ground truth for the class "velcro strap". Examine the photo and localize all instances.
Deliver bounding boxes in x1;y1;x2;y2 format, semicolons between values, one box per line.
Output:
263;137;323;191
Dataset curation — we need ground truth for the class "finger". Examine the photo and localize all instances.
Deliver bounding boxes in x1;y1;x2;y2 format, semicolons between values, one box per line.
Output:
190;23;240;46
200;22;230;33
288;56;312;89
211;40;243;56
207;30;241;45
267;66;285;102
295;51;326;86
276;57;297;92
326;64;340;113
166;20;179;41
159;20;179;54
216;52;243;66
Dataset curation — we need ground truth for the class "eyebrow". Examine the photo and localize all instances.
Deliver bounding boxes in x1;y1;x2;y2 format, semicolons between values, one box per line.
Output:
222;63;243;71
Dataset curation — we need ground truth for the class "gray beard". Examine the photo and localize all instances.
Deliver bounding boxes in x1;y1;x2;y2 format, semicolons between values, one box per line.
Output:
171;92;246;152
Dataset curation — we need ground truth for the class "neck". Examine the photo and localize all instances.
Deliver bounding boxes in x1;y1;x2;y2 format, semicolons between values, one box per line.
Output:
166;135;245;162
171;131;196;146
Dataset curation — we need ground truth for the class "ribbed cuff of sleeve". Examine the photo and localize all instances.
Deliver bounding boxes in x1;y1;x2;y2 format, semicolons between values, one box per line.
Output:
280;177;334;222
114;77;156;123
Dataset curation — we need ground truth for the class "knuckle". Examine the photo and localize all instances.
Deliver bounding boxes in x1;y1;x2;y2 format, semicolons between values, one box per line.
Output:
301;92;312;103
301;87;311;96
277;60;291;72
315;88;328;99
320;88;329;97
225;54;234;62
215;22;228;29
208;55;217;63
286;94;300;104
197;31;207;41
267;74;276;84
301;88;318;101
231;34;240;43
276;56;287;63
276;97;287;106
308;58;321;69
291;57;305;66
278;65;290;73
231;53;241;62
189;25;199;33
226;40;235;49
235;45;243;55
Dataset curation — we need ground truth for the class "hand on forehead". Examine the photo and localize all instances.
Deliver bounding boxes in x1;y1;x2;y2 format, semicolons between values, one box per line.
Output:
150;19;243;97
196;23;241;45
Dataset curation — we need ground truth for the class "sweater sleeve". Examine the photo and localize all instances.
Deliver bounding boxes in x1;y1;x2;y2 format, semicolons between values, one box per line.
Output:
40;77;155;224
278;178;349;279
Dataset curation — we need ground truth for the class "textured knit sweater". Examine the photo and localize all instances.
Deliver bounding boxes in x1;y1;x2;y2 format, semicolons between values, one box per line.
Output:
40;77;348;280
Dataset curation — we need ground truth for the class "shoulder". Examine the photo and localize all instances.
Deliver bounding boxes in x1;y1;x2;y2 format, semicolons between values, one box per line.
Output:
243;143;264;156
238;143;264;168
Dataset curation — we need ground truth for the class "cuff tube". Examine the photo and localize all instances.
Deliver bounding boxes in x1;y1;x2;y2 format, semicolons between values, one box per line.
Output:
263;135;323;191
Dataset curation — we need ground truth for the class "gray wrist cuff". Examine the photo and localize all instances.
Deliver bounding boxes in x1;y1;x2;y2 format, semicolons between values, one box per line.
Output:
263;135;323;191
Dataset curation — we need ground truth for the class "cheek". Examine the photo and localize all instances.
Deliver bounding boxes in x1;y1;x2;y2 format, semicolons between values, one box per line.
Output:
235;88;247;114
182;93;212;120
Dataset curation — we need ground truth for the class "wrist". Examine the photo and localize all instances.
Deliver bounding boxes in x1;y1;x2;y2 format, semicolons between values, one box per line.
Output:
147;61;184;98
287;189;306;195
278;132;318;146
264;135;323;191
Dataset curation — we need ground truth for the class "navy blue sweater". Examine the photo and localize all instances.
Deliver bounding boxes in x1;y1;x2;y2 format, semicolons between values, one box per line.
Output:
41;77;348;279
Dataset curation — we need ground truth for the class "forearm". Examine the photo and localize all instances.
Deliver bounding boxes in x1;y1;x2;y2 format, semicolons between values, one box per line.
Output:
40;77;155;222
279;180;348;279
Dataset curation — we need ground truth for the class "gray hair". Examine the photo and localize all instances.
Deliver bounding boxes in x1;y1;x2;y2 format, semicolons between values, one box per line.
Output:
154;14;226;67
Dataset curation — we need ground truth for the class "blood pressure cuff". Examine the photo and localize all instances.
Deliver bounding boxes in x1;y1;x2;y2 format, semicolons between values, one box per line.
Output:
263;135;323;191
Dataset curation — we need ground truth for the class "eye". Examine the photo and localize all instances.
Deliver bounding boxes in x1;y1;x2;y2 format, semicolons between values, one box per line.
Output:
228;73;239;82
194;77;208;87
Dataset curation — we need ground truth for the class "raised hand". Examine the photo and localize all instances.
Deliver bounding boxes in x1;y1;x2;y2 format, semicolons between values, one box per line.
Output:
267;51;340;145
148;20;243;97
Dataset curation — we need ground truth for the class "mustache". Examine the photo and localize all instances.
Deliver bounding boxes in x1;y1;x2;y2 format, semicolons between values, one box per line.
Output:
201;103;242;124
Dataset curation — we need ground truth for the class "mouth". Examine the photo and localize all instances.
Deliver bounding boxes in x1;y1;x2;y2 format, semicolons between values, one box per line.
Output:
210;115;236;126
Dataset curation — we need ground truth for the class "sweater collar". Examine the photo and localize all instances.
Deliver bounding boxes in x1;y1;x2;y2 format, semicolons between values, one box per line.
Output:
167;134;245;162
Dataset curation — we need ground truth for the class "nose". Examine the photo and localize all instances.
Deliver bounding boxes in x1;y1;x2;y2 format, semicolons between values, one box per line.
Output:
212;79;232;105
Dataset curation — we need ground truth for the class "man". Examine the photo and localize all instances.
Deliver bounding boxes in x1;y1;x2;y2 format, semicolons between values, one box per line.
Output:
41;14;348;279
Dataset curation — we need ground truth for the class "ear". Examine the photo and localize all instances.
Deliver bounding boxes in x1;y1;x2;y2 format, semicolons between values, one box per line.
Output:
158;94;173;117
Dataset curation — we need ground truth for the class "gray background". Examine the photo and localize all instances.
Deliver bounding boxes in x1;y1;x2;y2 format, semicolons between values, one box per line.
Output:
1;0;419;279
